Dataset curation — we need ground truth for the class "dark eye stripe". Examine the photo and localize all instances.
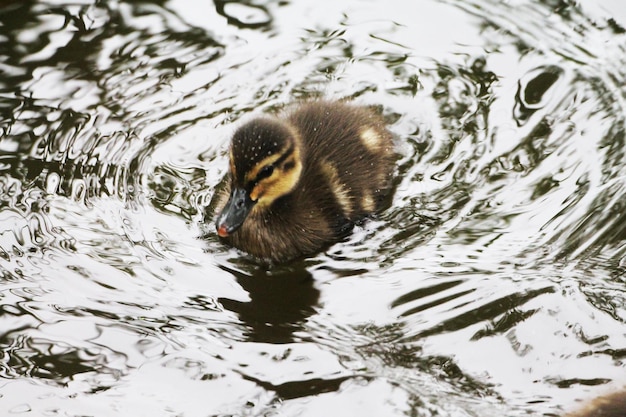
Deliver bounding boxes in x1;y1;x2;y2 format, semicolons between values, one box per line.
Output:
274;143;294;166
254;143;295;183
256;164;274;181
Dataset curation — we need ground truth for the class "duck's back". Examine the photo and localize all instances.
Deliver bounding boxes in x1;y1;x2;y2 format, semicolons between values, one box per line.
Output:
287;101;395;222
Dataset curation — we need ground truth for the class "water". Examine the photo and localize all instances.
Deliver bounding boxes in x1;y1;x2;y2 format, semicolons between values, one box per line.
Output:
1;0;625;416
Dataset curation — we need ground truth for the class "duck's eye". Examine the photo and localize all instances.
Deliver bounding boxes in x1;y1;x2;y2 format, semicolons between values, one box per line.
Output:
256;164;274;181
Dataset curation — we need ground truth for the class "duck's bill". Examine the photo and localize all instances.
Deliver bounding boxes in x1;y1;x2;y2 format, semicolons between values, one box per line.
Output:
216;187;255;237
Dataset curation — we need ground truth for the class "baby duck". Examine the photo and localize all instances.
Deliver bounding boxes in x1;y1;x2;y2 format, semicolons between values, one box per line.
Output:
209;100;395;263
565;390;626;417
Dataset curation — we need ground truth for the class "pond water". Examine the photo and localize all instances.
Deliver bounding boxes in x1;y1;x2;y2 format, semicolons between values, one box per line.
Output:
1;0;626;416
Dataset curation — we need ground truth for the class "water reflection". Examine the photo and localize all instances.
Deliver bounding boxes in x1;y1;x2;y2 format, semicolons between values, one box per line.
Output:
514;65;564;125
0;0;626;416
218;264;319;344
215;0;272;29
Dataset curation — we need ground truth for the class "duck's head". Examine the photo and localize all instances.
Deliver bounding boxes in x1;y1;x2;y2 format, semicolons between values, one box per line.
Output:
216;118;303;238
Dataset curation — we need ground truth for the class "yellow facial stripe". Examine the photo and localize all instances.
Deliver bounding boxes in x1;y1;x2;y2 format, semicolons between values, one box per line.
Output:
249;183;264;201
248;143;302;205
245;152;285;184
252;156;302;207
229;151;236;178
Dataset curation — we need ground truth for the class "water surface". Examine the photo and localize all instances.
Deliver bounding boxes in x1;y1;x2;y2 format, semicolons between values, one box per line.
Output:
1;0;626;416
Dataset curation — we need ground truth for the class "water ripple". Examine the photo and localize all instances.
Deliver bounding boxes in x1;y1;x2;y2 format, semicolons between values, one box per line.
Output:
1;0;626;415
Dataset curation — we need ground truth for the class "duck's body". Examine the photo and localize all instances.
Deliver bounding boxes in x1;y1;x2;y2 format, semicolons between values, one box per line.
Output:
565;391;626;417
208;100;395;263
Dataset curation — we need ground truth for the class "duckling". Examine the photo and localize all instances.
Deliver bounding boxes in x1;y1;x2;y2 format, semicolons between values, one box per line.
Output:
207;100;395;263
565;390;626;417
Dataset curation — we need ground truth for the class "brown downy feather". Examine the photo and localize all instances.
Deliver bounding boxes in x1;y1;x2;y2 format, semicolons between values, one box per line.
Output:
565;390;626;417
207;100;395;263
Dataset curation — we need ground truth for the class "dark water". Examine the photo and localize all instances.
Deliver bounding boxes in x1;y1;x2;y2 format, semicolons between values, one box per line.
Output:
1;0;626;416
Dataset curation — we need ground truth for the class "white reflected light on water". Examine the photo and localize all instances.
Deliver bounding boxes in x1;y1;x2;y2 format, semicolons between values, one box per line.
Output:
0;0;625;416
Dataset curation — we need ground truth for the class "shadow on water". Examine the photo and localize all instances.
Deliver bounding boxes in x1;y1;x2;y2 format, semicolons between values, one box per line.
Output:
217;263;320;344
